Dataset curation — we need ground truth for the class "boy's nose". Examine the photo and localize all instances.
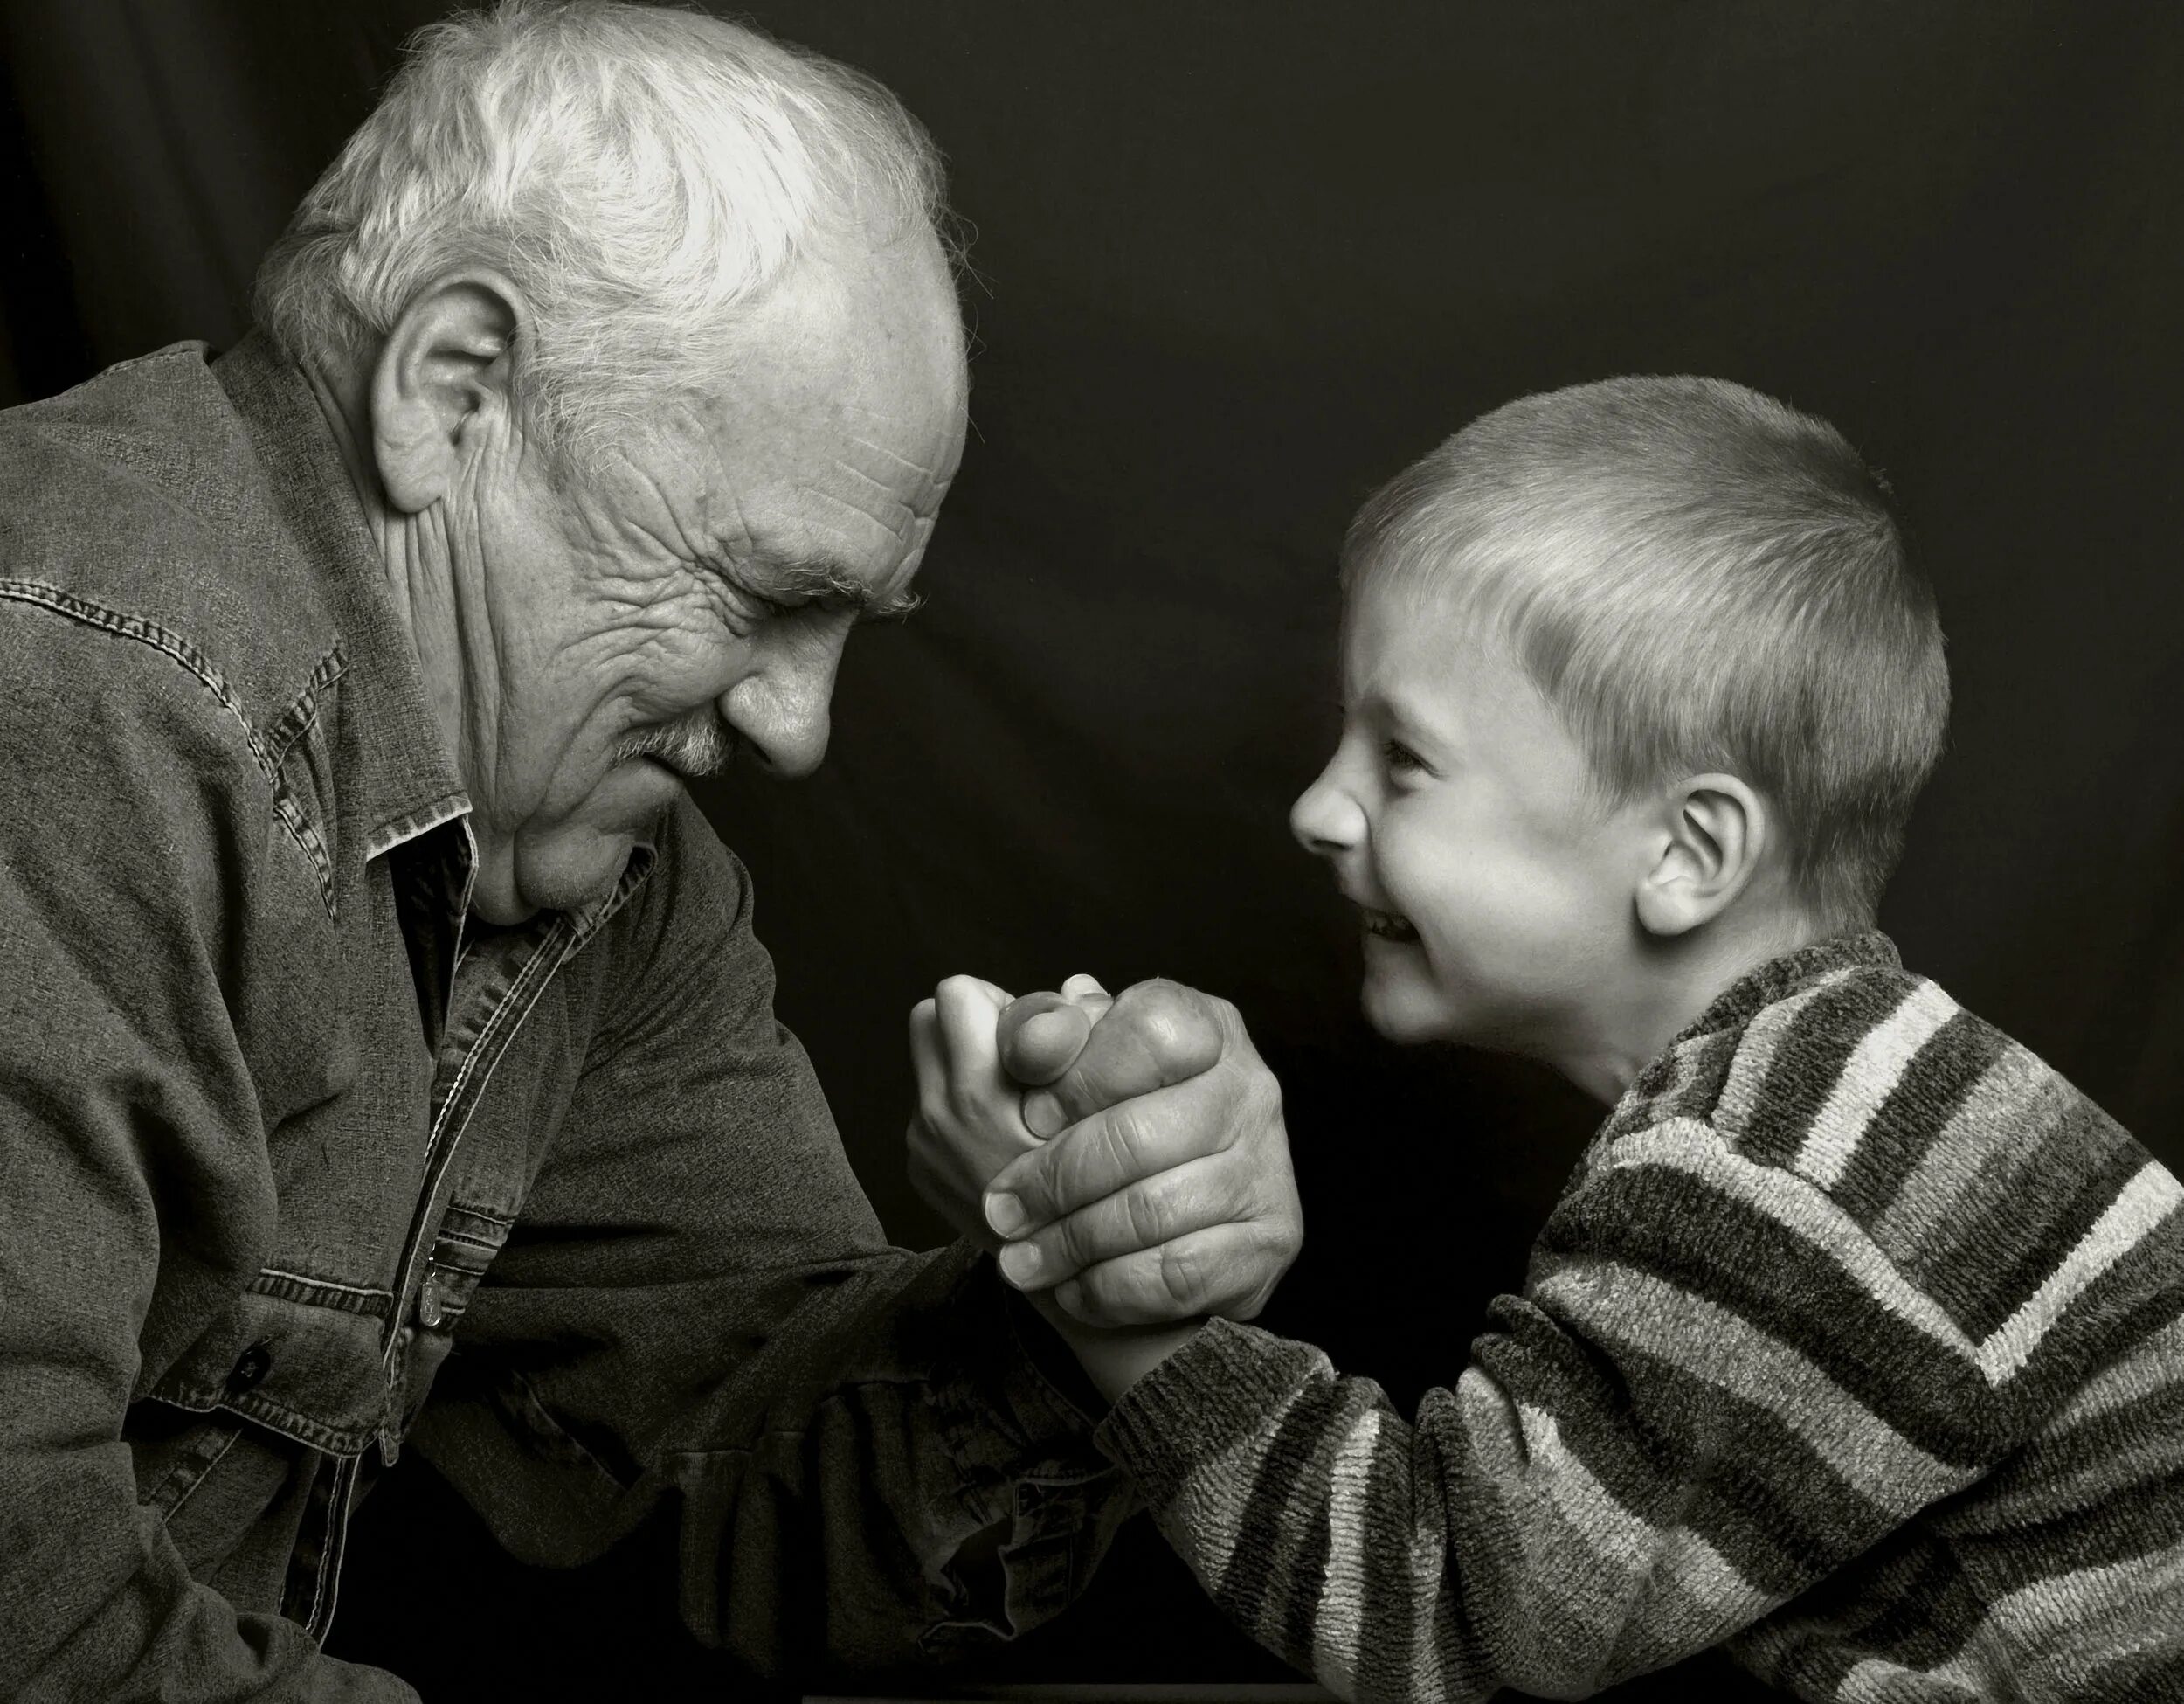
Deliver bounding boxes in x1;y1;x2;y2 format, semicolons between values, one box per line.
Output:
1289;763;1365;857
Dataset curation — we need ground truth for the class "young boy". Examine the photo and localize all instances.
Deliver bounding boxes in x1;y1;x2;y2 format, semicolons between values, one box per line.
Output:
910;378;2184;1701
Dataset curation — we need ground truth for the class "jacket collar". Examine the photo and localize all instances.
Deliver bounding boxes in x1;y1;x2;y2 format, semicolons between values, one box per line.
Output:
212;329;470;861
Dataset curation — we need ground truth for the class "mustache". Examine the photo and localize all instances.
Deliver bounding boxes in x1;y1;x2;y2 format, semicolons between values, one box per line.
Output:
614;710;738;779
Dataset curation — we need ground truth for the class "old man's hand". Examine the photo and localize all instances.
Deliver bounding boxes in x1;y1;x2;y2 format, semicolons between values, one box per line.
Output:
983;977;1303;1327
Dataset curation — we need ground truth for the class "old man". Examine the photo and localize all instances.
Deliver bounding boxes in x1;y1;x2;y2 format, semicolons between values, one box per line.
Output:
0;4;1298;1696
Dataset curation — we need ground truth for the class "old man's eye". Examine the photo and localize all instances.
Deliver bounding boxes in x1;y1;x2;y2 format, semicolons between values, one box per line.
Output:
723;574;802;622
695;556;798;622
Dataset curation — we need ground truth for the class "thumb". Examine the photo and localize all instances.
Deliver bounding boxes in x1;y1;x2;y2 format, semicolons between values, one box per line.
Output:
997;991;1095;1087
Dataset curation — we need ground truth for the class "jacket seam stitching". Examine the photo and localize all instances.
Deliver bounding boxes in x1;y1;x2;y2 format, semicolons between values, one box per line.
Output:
254;1264;394;1304
0;578;340;921
223;1388;369;1451
263;644;348;768
151;1419;245;1521
135;1389;373;1455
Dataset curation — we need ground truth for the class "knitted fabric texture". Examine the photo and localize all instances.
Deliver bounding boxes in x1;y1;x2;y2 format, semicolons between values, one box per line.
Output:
1095;932;2184;1701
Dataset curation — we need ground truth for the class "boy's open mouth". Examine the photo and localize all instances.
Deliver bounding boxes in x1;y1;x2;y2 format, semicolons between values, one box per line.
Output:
1359;906;1419;943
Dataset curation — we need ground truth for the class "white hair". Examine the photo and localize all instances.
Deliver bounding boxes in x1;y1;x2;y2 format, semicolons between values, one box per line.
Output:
254;0;952;459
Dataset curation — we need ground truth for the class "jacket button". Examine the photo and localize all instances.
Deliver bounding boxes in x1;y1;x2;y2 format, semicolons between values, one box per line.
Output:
417;1273;446;1329
229;1343;273;1392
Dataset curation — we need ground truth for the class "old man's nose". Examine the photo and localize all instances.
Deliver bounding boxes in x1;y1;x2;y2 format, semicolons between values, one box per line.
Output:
722;655;840;779
1289;765;1365;857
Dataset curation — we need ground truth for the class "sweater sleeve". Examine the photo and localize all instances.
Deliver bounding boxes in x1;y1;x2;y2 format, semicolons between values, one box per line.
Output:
1094;1114;2009;1702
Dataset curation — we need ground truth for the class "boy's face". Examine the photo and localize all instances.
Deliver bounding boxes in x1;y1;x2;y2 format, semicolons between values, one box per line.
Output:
1290;574;1647;1057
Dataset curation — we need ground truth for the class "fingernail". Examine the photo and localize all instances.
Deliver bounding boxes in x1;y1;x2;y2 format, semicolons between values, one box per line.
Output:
985;1191;1029;1238
998;1242;1042;1286
1056;1279;1085;1317
1022;1091;1064;1138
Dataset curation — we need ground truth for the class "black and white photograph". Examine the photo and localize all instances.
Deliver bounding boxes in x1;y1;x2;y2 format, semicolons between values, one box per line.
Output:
2;3;2180;1700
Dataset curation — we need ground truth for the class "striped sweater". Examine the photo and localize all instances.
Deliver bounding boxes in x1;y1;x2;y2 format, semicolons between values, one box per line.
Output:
1095;932;2184;1701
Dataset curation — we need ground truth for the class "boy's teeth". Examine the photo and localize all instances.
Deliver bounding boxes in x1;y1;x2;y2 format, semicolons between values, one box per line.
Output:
1361;908;1418;941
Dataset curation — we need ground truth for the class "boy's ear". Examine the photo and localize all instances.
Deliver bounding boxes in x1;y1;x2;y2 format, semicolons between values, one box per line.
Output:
1635;772;1770;938
368;272;526;515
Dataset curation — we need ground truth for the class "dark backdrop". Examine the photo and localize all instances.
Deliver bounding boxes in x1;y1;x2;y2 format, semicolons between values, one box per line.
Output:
6;3;2181;1698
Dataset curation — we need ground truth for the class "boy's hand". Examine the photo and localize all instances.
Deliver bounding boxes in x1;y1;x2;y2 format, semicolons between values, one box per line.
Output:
983;980;1303;1327
907;975;1038;1245
906;973;1116;1243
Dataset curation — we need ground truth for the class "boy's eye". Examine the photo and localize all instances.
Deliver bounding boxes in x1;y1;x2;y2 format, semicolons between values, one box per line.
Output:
1382;739;1427;776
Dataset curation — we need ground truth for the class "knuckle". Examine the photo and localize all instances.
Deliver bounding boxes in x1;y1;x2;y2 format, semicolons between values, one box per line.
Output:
1121;1183;1168;1250
936;974;1001;1025
1158;1242;1206;1313
1071;1260;1129;1325
1233;1070;1283;1140
1128;979;1188;1026
1006;1150;1054;1220
1136;1008;1192;1070
1052;1216;1093;1274
1098;1105;1151;1174
1096;1026;1165;1101
1229;1273;1272;1320
1068;1265;1116;1324
1128;980;1220;1059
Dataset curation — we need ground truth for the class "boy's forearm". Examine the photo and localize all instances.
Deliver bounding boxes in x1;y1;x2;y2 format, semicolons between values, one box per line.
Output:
1024;1291;1205;1406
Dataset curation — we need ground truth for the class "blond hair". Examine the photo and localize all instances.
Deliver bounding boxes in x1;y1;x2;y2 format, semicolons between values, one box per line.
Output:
1346;377;1948;926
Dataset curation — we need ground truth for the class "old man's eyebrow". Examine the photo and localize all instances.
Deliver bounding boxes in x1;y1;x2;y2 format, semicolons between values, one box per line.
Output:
751;551;925;621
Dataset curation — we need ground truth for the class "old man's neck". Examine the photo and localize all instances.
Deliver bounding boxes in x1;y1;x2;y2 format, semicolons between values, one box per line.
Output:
298;349;474;800
300;355;391;556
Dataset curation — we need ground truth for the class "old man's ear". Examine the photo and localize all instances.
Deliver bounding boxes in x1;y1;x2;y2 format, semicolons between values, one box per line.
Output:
370;274;525;514
1635;772;1770;938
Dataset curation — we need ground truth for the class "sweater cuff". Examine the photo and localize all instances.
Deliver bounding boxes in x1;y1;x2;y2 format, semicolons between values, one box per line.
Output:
1092;1315;1330;1512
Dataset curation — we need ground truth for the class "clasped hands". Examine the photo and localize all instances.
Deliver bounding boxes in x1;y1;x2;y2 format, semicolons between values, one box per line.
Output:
907;974;1302;1327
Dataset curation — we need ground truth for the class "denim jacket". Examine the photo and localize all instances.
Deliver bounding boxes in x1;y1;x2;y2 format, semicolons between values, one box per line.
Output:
0;336;1129;1701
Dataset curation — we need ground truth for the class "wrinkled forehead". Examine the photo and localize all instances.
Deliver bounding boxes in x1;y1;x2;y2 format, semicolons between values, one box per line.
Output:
707;236;966;505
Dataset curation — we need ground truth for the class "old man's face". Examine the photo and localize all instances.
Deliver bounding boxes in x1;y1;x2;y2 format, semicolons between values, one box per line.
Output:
437;235;966;923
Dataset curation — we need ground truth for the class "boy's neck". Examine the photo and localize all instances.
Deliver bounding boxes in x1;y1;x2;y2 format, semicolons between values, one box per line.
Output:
1554;906;1830;1105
